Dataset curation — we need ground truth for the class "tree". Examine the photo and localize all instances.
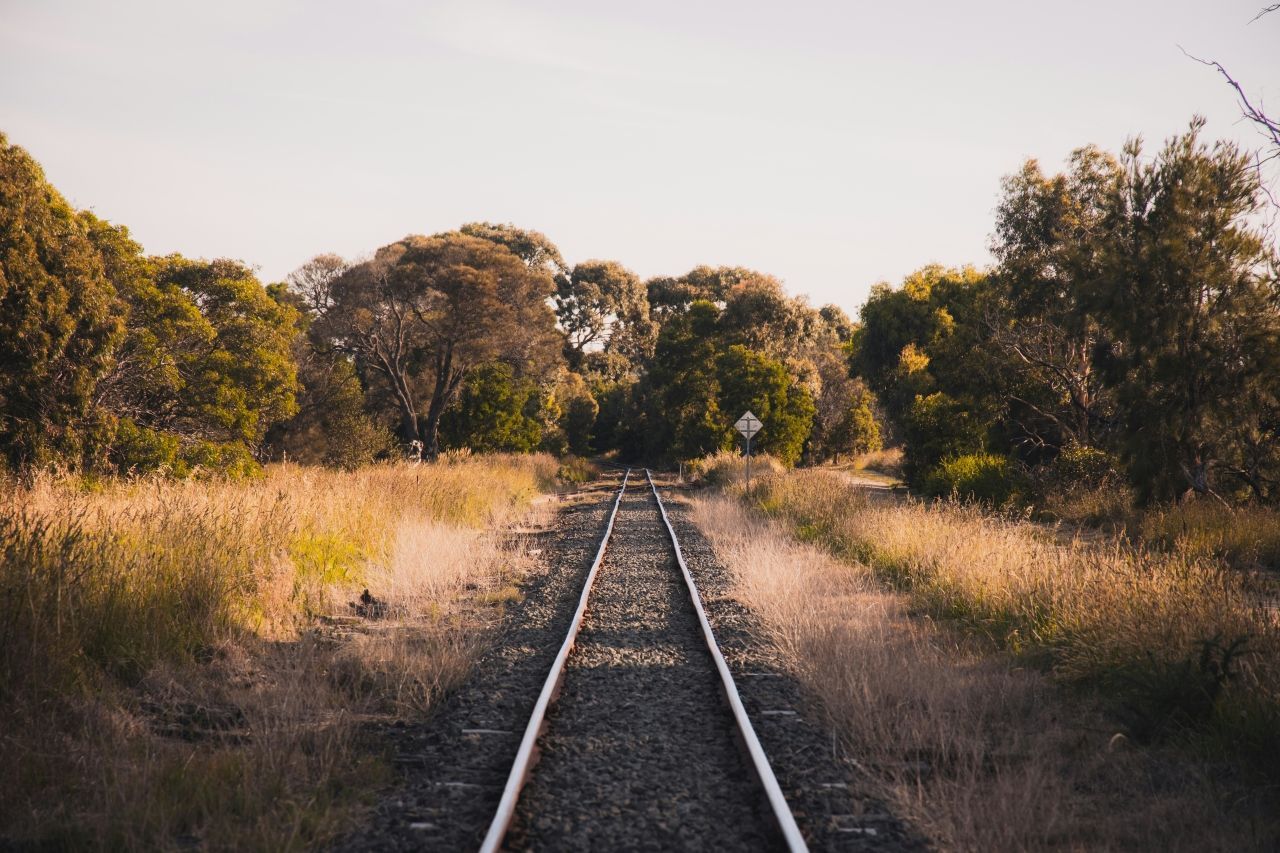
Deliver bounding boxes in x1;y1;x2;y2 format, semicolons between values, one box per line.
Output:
439;362;542;453
546;369;598;455
287;253;348;318
555;260;655;368
84;222;300;471
852;265;987;426
718;274;823;361
1090;119;1280;502
1185;6;1280;167
989;146;1122;450
460;221;568;277
716;345;815;466
818;304;857;342
646;265;753;321
320;232;559;458
811;355;881;463
0;134;123;470
263;278;391;468
631;300;728;461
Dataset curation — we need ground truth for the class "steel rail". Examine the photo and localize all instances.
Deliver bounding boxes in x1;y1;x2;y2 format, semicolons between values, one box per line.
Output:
478;469;631;853
645;468;810;853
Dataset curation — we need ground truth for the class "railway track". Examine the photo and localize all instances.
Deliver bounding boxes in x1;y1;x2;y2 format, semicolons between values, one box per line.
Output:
479;469;808;853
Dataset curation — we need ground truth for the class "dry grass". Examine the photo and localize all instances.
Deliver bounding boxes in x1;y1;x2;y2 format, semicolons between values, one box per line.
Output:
1140;501;1280;575
0;453;561;851
686;449;785;486
690;494;1279;851
850;445;904;477
747;471;1280;715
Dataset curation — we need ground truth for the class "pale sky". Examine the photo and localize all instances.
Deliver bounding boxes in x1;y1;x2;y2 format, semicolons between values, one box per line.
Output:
1;0;1276;314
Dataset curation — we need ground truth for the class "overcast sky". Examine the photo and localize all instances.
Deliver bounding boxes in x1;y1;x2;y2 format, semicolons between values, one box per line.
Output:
1;0;1276;314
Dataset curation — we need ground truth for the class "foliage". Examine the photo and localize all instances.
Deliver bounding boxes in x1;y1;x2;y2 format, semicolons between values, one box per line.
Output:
989;146;1120;449
811;356;881;463
901;392;986;483
550;370;599;455
0;134;123;470
922;453;1021;505
715;345;814;466
1090;119;1280;503
555;259;655;368
440;363;543;453
860;119;1280;509
318;232;560;457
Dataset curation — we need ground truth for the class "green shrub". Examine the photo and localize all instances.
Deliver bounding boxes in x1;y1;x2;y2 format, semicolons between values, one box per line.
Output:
1048;446;1119;491
323;413;395;471
924;453;1020;505
109;418;182;475
902;392;986;485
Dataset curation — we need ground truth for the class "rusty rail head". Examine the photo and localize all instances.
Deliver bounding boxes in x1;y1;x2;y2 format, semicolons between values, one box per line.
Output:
645;469;810;853
478;469;631;853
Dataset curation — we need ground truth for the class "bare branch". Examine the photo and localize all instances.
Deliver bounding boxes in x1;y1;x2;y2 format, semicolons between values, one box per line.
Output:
1248;4;1279;24
1180;46;1280;152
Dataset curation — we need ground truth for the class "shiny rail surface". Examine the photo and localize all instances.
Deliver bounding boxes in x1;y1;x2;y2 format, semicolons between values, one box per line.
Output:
645;469;809;853
478;470;631;853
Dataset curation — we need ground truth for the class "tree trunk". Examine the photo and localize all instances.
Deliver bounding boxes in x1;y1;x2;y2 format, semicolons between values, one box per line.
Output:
398;410;421;450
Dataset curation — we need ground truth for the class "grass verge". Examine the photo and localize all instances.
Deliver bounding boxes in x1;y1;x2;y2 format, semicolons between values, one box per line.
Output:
0;453;562;850
733;469;1280;777
690;492;1280;850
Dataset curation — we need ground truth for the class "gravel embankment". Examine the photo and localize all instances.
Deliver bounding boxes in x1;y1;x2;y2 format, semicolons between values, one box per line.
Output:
331;473;623;852
505;480;777;852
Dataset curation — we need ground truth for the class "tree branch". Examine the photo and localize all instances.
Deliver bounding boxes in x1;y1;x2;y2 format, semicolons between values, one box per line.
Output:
1180;45;1280;157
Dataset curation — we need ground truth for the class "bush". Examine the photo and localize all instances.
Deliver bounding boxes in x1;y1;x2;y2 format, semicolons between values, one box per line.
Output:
1031;446;1130;526
902;392;986;485
323;413;396;471
688;450;785;488
1047;446;1119;491
923;453;1020;505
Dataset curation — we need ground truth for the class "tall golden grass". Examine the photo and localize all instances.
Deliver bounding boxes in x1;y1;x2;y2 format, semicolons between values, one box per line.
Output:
742;469;1280;767
690;494;1277;850
0;453;562;850
1140;500;1280;574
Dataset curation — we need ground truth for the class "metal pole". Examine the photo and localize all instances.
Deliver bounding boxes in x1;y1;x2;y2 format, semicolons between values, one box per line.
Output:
746;433;752;491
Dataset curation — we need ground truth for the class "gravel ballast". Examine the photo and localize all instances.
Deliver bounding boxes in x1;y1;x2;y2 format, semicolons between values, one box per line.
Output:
505;478;777;851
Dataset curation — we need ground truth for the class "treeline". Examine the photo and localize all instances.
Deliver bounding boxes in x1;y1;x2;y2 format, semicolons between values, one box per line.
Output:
6;116;1276;502
0;132;878;476
856;118;1280;506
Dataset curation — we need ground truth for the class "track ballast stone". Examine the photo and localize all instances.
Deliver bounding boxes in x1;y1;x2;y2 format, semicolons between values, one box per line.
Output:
506;479;777;852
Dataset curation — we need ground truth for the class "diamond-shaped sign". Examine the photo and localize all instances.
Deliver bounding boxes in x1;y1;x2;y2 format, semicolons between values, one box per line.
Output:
734;410;762;439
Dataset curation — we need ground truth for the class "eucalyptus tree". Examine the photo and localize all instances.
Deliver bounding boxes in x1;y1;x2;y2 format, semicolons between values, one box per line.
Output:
555;259;655;368
320;232;559;458
1091;119;1280;502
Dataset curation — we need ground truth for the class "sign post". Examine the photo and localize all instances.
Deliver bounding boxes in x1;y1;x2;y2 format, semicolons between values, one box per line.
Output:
734;410;762;490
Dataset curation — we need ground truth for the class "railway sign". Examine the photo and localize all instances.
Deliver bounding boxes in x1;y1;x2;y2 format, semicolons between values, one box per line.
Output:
735;411;762;439
735;411;762;490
